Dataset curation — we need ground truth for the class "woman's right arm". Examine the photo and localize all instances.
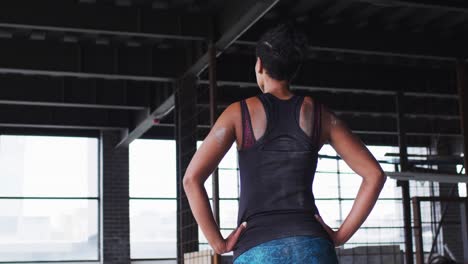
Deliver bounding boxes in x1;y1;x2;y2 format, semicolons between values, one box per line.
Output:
316;104;387;246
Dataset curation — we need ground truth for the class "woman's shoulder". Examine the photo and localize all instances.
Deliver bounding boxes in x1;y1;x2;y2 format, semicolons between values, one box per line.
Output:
222;95;259;119
302;95;322;107
238;95;263;108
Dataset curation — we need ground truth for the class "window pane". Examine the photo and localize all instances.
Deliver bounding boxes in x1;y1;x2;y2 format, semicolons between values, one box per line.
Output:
338;160;355;173
130;199;176;259
202;170;237;200
335;145;397;176
220;200;238;229
199;200;213;244
218;144;238;169
380;162;396;172
368;145;398;161
459;182;467;197
219;169;239;199
339;167;399;199
0;135;98;197
379;178;402;199
198;141;239;199
313;173;339;198
345;227;405;246
315;200;341;229
339;173;361;198
204;174;213;199
316;157;338;173
317;144;338;173
410;181;437;197
341;200;403;228
319;144;337;156
130;139;176;198
0;199;98;261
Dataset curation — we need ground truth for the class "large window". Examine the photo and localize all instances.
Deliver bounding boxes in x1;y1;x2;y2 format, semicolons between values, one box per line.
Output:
129;139;177;259
129;139;238;260
130;138;451;261
314;144;405;250
0;135;99;262
197;141;239;255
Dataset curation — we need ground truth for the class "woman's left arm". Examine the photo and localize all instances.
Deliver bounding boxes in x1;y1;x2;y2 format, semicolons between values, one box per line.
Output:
182;102;247;254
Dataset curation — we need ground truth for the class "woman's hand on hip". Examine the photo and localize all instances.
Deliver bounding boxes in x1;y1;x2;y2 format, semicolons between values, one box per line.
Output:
315;214;345;247
214;222;247;254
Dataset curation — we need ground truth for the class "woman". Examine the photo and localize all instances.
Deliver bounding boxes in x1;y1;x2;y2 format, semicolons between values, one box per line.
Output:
183;23;386;263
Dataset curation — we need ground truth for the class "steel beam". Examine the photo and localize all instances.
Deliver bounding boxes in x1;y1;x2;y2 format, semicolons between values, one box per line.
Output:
115;93;174;148
208;42;221;264
0;67;458;99
117;0;280;147
0;127;100;137
197;103;459;120
183;0;280;77
360;0;468;13
0;104;129;130
0;67;457;99
0;68;174;82
395;91;414;264
457;60;468;175
0;1;209;42
412;196;424;264
388;171;468;183
0;123;123;130
0;99;145;110
0;22;205;42
234;40;458;62
151;122;462;138
0;76;155;110
199;79;459;99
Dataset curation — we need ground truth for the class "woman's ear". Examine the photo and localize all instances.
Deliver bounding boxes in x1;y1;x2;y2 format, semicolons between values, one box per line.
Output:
255;57;263;74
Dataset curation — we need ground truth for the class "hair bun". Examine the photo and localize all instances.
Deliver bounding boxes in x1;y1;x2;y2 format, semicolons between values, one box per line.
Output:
255;22;309;81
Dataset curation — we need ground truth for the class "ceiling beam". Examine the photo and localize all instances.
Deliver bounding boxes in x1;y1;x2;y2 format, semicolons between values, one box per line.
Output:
234;38;458;62
0;1;209;42
0;105;129;130
0;67;457;99
360;0;468;13
0;99;145;110
0;23;205;42
0;68;174;82
115;94;174;148
183;0;280;77
0;127;100;137
0;123;123;131
386;171;468;183
198;79;458;99
116;0;281;148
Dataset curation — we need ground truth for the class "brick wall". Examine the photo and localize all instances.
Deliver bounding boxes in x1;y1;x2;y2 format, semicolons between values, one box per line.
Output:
101;131;130;264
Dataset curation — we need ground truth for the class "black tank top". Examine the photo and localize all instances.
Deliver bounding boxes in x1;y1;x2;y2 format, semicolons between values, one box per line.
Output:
232;92;332;261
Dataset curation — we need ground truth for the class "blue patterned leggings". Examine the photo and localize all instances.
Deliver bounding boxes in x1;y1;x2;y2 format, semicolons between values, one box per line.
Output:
233;235;339;264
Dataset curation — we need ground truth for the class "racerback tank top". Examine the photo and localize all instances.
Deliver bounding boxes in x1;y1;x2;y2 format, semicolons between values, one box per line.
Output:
232;92;332;261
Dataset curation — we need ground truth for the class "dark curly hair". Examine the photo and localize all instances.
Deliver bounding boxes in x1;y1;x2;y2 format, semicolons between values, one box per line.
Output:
255;23;308;82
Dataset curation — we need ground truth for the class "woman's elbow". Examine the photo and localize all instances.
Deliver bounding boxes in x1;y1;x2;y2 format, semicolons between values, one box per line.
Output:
374;170;387;188
365;169;387;187
183;175;196;191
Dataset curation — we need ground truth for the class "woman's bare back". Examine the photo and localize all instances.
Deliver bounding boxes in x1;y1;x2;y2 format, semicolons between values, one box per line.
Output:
234;94;326;151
